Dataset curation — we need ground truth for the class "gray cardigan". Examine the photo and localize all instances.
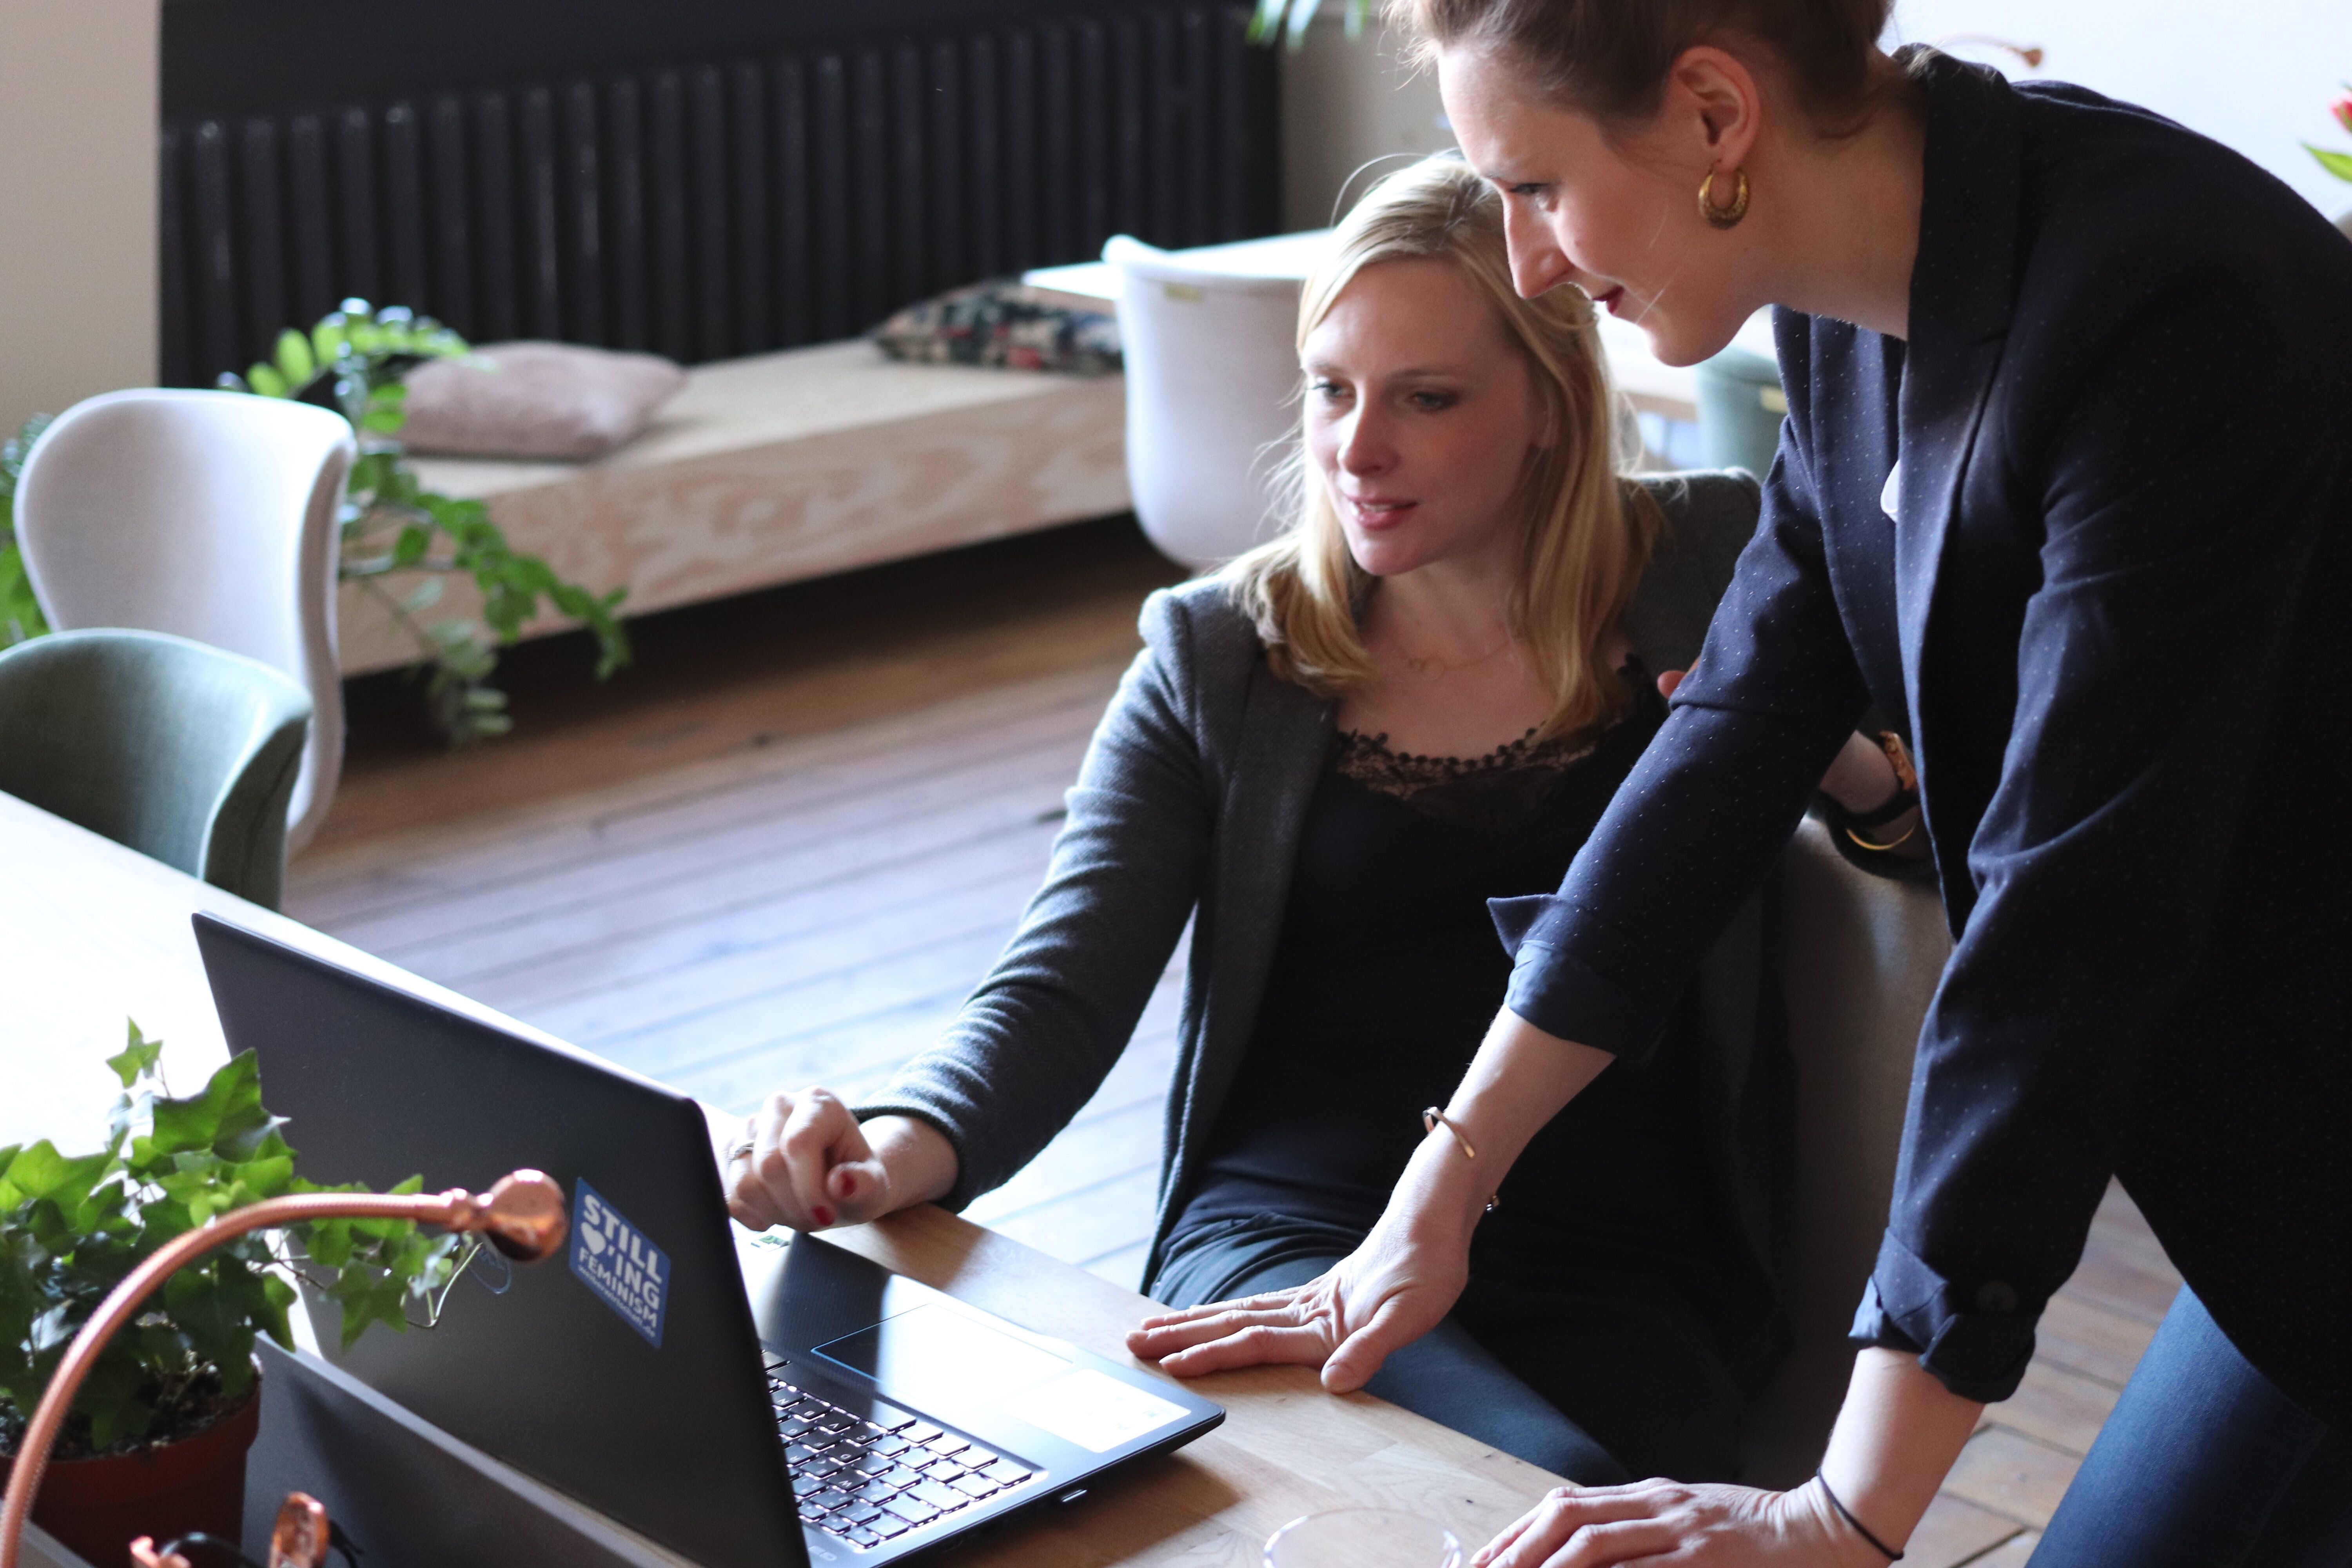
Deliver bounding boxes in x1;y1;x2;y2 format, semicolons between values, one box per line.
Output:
861;471;1779;1339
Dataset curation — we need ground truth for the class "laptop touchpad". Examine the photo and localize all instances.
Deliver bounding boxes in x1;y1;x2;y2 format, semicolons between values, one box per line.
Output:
814;1303;1071;1403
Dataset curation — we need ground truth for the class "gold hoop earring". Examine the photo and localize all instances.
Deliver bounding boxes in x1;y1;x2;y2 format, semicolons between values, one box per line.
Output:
1698;166;1749;230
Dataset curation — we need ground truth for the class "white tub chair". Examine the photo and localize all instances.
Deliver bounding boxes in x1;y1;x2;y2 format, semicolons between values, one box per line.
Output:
1105;235;1304;569
15;388;356;853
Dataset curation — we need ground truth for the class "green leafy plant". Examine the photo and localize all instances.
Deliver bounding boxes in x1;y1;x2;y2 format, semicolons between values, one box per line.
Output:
2308;86;2352;184
0;1025;465;1461
221;300;632;744
1246;0;1374;48
0;415;53;649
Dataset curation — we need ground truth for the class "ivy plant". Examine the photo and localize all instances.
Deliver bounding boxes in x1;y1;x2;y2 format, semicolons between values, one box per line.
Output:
221;300;632;744
0;1025;465;1461
0;416;52;649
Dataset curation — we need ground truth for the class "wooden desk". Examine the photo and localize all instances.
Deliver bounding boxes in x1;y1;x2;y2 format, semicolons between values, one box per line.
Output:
1;791;1560;1566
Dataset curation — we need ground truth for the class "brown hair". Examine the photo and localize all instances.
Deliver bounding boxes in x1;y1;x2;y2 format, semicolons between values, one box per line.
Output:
1398;0;1894;131
1218;154;1658;743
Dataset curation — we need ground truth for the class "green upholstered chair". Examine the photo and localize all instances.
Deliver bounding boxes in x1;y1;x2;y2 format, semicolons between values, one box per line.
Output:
0;628;312;909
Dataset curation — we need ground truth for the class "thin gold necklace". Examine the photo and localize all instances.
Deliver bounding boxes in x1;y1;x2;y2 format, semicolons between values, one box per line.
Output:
1398;632;1517;680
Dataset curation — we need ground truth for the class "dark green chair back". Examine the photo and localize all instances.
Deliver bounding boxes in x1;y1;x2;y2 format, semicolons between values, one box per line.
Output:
0;629;312;908
1695;344;1787;480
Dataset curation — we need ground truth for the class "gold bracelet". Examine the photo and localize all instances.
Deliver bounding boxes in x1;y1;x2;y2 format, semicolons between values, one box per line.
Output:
1422;1108;1501;1213
1847;817;1921;852
1421;1107;1477;1160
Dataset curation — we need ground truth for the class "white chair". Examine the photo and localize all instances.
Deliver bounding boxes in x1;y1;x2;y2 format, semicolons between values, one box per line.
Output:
1740;818;1953;1485
15;389;356;853
1105;235;1304;568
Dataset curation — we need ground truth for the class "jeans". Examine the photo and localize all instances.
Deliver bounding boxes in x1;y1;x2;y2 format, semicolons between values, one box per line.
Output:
2031;1287;2352;1567
1149;1213;1745;1485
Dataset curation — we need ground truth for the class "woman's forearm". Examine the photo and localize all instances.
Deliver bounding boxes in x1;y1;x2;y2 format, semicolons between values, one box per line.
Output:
1817;1349;1985;1554
1401;1007;1616;1241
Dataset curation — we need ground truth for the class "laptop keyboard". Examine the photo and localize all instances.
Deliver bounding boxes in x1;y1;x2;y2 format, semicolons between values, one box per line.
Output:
765;1362;1035;1552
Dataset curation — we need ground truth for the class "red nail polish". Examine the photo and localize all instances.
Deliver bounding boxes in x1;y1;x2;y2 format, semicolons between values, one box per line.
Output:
811;1205;835;1228
838;1172;857;1198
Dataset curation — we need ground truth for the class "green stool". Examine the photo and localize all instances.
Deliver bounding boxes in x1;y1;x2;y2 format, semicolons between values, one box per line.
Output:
1695;344;1787;479
0;628;312;908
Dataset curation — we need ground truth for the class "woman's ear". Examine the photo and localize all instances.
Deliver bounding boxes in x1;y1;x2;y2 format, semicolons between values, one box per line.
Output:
1664;45;1766;174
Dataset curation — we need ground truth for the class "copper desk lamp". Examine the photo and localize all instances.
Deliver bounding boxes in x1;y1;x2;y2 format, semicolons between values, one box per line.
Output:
1;1172;567;1568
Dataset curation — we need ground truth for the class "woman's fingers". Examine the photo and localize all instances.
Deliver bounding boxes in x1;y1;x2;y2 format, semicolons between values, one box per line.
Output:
728;1094;802;1229
1483;1489;1673;1568
1126;1282;1350;1377
1532;1519;1682;1568
728;1087;880;1232
1126;1306;1257;1356
1134;1287;1308;1331
1127;1298;1324;1360
777;1087;877;1229
1655;668;1686;699
812;1104;897;1225
1157;1321;1339;1377
1472;1486;1582;1568
1475;1481;1825;1568
822;1153;889;1223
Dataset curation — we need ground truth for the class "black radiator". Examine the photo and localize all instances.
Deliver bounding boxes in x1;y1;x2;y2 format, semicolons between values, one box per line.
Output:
158;1;1280;387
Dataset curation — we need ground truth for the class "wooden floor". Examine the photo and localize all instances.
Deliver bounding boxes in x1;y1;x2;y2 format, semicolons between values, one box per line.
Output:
288;516;2178;1565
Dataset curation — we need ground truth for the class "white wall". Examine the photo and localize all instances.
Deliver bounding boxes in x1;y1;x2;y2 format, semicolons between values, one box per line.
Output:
0;0;160;439
1279;0;2352;229
1888;0;2352;220
1279;15;1450;232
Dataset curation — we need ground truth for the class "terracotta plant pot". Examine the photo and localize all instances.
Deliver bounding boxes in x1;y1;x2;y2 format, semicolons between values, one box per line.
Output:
2;1381;262;1568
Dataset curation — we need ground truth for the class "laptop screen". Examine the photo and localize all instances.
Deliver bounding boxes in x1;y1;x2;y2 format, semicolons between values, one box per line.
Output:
194;913;809;1568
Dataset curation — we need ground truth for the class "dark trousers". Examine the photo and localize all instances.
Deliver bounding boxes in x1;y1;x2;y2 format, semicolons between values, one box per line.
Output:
2030;1287;2352;1567
1148;1213;1744;1485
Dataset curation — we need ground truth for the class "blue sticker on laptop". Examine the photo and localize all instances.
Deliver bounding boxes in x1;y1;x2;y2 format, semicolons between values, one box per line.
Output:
569;1181;671;1347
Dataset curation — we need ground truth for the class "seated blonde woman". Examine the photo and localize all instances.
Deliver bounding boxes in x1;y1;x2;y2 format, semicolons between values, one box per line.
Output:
725;154;1909;1483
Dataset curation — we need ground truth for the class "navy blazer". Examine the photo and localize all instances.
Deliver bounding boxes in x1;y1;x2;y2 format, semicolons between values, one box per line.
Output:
1501;49;2352;1421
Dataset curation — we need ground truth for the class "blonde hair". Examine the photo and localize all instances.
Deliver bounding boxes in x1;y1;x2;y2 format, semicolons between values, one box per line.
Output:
1218;153;1659;742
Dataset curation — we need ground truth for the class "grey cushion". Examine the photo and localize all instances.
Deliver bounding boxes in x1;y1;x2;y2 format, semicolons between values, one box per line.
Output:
401;342;687;461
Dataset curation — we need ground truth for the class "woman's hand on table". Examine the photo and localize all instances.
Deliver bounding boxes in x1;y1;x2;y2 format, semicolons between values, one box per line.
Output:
1130;1012;1615;1390
1125;1107;1505;1391
1125;1214;1470;1392
1470;1479;1886;1568
1481;1350;1976;1566
724;1089;956;1233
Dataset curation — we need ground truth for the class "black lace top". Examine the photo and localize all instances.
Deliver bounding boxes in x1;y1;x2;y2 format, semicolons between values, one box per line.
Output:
1175;668;1752;1327
1329;724;1606;831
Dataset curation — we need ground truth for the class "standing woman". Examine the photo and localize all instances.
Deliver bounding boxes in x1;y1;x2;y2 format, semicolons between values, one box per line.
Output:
1129;2;2352;1563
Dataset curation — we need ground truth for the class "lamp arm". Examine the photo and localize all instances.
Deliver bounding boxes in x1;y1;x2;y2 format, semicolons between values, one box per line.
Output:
1;1171;565;1568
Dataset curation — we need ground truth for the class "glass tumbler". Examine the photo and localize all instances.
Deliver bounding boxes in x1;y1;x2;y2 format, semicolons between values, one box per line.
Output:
1263;1508;1464;1568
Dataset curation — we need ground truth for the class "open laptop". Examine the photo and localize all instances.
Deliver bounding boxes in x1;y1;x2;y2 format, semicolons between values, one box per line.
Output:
194;914;1223;1568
